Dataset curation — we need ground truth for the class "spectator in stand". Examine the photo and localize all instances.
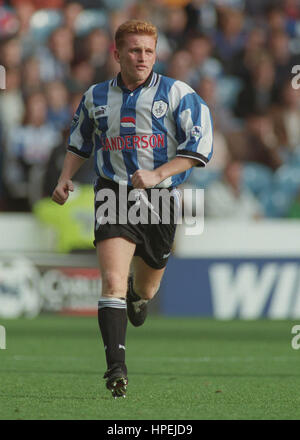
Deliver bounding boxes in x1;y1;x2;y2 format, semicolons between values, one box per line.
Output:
0;36;22;69
244;0;273;19
204;159;264;219
184;31;223;88
230;26;267;81
13;1;37;57
128;1;154;23
163;5;188;52
84;28;112;83
45;80;71;130
63;1;83;32
0;5;19;39
268;29;298;89
265;3;300;37
0;67;24;142
266;5;289;33
226;111;282;171
37;26;74;82
283;0;300;20
109;9;131;36
66;56;96;93
212;7;248;71
3;91;61;210
234;52;278;118
84;28;111;68
197;75;238;133
166;49;193;84
270;79;300;154
184;0;217;35
21;56;43;96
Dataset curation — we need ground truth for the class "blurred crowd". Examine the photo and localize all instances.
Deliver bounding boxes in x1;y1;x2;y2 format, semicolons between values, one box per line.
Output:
0;0;300;218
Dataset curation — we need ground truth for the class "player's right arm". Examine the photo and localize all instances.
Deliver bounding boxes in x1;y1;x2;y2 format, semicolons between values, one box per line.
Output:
52;152;86;205
52;89;94;205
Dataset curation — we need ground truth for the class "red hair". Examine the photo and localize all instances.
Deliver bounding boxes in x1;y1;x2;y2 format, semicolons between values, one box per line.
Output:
115;20;158;49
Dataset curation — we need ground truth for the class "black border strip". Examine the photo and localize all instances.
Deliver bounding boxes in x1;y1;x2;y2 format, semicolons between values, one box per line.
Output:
67;146;90;159
176;150;208;167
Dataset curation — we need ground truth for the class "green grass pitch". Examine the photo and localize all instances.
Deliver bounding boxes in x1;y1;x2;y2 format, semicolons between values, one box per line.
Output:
0;315;300;420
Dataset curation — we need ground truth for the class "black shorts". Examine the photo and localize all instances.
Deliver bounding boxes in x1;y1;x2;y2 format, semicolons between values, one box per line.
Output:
93;176;180;269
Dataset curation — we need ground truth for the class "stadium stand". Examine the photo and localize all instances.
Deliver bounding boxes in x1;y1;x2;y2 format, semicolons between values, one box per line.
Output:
0;0;299;219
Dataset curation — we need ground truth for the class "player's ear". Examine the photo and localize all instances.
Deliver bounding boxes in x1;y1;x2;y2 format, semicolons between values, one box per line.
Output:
153;45;157;63
114;48;120;64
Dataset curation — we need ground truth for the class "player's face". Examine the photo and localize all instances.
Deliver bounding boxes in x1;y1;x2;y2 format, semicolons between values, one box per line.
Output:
114;34;156;87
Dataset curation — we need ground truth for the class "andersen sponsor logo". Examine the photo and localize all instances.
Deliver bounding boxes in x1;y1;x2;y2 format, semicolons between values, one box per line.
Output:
100;134;165;151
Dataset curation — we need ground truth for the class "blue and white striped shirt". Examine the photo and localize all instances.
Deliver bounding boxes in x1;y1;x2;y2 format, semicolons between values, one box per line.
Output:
68;71;213;188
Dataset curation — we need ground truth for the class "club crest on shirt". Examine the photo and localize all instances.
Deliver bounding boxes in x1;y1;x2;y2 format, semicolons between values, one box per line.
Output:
94;105;108;119
152;100;168;118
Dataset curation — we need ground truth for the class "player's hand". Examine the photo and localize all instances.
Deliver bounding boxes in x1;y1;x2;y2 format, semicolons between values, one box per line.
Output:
131;169;161;189
52;179;74;205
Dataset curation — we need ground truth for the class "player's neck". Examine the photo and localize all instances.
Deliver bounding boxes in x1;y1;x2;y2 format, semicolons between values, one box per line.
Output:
123;79;145;91
120;73;147;91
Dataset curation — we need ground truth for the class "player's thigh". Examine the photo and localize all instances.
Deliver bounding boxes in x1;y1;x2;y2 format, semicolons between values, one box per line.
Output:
131;256;166;300
96;237;136;297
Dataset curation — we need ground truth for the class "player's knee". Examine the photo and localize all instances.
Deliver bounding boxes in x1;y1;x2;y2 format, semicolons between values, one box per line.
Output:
134;281;160;300
102;271;127;297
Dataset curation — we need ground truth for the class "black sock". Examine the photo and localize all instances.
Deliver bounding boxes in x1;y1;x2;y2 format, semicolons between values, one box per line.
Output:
98;297;128;375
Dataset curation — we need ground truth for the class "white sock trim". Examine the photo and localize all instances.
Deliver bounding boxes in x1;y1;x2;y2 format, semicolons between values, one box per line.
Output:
98;297;127;309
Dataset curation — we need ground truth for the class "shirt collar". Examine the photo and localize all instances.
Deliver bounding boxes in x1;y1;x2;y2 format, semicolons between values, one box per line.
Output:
111;71;159;89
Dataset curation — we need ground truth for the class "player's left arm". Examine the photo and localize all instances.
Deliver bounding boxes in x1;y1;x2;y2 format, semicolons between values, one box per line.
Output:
132;86;213;189
131;157;198;189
